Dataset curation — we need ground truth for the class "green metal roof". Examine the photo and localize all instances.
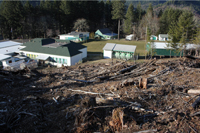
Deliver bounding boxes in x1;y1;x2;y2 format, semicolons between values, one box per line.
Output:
21;38;86;57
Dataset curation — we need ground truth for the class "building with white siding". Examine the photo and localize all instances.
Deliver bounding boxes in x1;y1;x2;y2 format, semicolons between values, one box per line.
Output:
59;31;89;42
0;41;22;55
103;43;136;60
20;38;87;67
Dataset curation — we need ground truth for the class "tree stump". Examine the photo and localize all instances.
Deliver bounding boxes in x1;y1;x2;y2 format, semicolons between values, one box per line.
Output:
139;78;148;89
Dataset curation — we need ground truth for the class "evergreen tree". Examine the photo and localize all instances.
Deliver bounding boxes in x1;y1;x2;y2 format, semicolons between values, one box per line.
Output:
23;1;34;39
60;1;71;33
52;0;61;35
105;0;113;28
0;1;23;39
168;11;194;55
147;26;151;41
124;3;134;34
158;9;163;18
159;8;182;34
177;11;194;55
193;27;200;56
147;3;153;16
111;0;125;40
136;2;142;22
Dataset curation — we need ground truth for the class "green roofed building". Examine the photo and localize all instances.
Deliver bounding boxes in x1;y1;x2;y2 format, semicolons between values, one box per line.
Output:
146;42;183;56
20;38;87;67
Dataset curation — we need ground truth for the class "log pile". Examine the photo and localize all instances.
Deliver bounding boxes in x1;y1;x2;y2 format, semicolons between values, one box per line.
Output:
0;57;200;132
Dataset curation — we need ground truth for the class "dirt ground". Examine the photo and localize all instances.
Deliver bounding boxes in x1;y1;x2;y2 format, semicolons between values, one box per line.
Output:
0;57;200;133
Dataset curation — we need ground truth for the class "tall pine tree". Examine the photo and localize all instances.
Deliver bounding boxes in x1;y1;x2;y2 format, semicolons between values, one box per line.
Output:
168;10;194;55
124;3;134;34
111;0;125;40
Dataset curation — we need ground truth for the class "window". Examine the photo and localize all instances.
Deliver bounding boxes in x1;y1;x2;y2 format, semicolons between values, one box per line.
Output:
8;60;12;63
59;58;61;63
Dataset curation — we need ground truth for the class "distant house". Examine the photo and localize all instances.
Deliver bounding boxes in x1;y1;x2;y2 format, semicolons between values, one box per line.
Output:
58;31;89;42
20;38;87;67
103;43;136;60
95;28;118;39
158;34;171;41
150;35;157;40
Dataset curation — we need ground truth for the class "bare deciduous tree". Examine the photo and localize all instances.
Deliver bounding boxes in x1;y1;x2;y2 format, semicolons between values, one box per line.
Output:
138;12;159;40
46;29;53;38
73;18;89;32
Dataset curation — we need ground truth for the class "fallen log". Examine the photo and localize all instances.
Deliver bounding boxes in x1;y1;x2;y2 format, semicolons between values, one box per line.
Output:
120;78;135;87
190;111;200;117
192;96;200;108
188;89;200;94
109;60;157;80
117;64;137;74
133;129;157;133
67;88;115;97
70;79;95;83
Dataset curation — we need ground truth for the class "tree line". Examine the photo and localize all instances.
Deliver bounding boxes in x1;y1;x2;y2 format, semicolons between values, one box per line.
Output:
0;0;199;47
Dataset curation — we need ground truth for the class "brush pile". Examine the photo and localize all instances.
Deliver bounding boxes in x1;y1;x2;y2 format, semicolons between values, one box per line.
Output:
0;57;200;132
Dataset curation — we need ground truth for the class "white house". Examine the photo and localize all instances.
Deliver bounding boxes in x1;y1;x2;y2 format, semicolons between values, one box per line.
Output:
20;38;87;67
158;34;171;41
103;43;136;60
59;31;89;42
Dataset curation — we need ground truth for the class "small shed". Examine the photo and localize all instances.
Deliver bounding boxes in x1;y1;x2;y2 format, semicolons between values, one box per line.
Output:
59;31;89;42
95;28;118;39
103;43;136;60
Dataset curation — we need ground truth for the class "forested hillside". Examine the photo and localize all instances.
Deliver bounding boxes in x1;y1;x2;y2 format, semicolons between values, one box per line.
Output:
0;0;200;42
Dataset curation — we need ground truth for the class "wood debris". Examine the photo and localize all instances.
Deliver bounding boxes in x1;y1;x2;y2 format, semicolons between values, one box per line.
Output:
1;57;200;132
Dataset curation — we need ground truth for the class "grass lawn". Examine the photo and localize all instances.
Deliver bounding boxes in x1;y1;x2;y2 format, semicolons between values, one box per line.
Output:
81;39;147;56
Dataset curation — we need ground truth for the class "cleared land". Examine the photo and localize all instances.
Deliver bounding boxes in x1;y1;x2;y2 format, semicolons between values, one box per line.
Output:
1;57;200;132
81;39;147;56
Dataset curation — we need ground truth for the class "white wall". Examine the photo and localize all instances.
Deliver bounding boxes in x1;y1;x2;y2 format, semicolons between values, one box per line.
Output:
20;51;71;67
103;50;112;59
0;45;21;54
59;35;74;40
71;53;82;66
79;47;87;58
